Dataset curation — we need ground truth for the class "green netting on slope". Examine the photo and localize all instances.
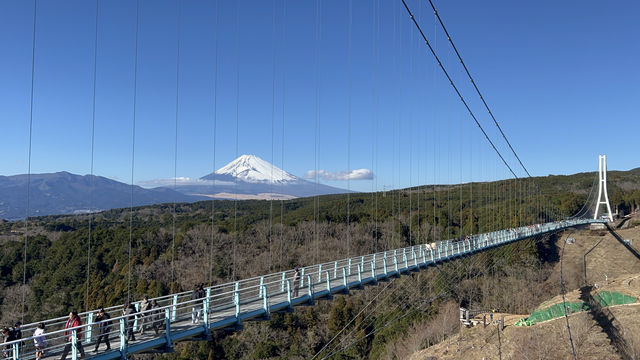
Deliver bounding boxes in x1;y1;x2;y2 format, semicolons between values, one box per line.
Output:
527;302;587;323
594;291;636;307
525;292;637;324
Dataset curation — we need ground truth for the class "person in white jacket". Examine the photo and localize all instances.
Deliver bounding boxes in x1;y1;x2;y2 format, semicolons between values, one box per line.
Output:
33;323;47;360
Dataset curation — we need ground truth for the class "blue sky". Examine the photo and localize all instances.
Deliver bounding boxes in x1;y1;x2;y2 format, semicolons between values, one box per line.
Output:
1;0;638;192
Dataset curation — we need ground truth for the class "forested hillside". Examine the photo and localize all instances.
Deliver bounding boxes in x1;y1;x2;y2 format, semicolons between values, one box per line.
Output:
1;169;640;359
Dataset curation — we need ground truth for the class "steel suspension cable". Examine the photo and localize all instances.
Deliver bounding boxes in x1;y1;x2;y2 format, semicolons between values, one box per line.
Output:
269;0;276;271
232;1;240;280
22;0;38;324
171;0;182;286
86;0;100;312
346;0;352;258
426;0;531;178
279;0;287;271
209;0;220;287
128;0;141;303
399;0;519;180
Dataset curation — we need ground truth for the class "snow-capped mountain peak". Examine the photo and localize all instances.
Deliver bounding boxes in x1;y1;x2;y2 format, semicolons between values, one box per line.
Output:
211;154;298;184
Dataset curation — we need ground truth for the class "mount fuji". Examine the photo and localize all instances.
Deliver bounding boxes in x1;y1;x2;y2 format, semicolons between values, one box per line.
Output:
172;154;349;199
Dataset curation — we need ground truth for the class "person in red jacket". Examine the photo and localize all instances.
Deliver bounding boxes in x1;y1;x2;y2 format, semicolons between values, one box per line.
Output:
60;310;86;360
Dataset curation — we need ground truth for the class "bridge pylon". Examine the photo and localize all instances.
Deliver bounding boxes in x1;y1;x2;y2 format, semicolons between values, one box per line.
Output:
594;155;614;222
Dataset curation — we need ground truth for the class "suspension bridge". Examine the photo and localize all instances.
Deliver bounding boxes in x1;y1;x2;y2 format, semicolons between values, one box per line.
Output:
0;0;621;359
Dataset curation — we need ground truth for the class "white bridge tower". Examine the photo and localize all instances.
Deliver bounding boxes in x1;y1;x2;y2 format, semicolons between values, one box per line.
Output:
594;155;614;222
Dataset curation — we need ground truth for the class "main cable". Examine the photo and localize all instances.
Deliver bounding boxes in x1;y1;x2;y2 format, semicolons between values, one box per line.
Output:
399;0;519;179
426;0;531;178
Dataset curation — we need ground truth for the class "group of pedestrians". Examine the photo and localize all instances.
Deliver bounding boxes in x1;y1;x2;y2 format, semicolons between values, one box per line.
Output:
0;294;167;360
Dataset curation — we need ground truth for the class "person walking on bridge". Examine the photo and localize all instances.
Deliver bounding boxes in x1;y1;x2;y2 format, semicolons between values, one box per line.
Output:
292;268;301;298
60;310;86;360
123;301;138;342
93;308;111;352
33;323;47;360
139;295;151;335
191;284;205;324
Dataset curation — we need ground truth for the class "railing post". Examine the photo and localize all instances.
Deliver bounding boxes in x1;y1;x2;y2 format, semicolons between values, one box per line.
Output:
287;279;292;307
119;317;126;353
234;282;240;318
164;307;173;351
393;252;398;273
11;342;18;360
203;287;211;330
72;329;78;360
342;267;347;288
348;258;352;275
281;272;286;293
383;257;388;276
422;245;427;264
262;285;269;314
413;248;417;267
301;267;306;287
259;276;264;298
307;274;314;301
457;242;460;255
133;302;139;332
86;311;93;344
171;294;178;321
370;260;375;278
318;264;323;282
358;263;362;283
430;248;434;262
333;261;338;279
326;270;331;292
402;248;407;269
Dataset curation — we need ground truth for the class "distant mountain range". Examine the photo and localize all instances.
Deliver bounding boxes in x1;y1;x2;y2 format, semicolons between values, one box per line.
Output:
0;172;208;220
0;155;348;220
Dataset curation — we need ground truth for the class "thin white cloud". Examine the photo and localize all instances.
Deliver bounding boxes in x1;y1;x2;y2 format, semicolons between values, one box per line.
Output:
304;169;374;181
137;177;234;188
